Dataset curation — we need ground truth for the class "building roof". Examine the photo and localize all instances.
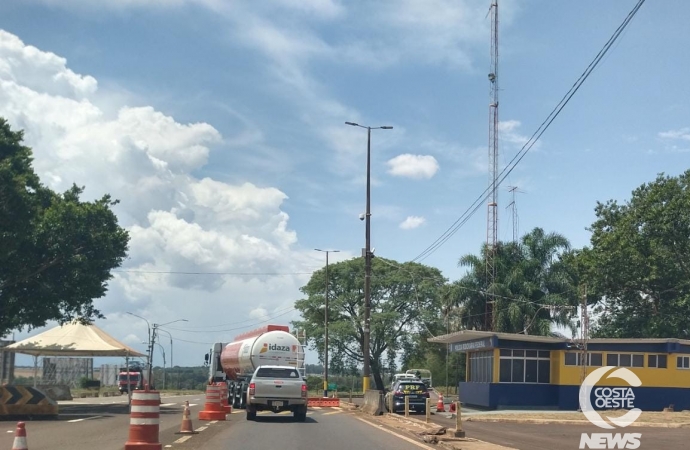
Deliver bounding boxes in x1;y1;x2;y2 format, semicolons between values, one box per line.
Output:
427;330;690;347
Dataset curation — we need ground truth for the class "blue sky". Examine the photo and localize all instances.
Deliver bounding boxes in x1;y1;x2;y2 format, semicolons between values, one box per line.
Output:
1;0;688;369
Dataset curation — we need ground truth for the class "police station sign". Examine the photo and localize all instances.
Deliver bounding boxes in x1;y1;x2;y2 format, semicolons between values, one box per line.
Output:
451;338;493;352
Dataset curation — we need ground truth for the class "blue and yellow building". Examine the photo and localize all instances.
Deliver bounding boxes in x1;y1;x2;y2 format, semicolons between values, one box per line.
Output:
429;330;690;411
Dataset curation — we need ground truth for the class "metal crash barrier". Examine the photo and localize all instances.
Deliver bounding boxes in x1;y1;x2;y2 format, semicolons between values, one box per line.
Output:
0;386;59;418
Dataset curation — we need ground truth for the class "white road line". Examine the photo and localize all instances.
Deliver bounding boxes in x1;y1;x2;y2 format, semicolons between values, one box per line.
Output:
188;403;198;407
209;420;218;424
354;417;435;450
160;403;177;407
67;415;104;423
195;426;208;432
323;411;342;416
6;430;13;433
173;436;193;444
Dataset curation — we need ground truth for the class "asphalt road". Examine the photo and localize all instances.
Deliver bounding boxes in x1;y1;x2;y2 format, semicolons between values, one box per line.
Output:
179;407;434;450
1;393;204;450
1;394;434;450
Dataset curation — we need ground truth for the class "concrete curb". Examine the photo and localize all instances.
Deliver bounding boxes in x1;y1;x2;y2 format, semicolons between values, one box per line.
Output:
465;416;690;428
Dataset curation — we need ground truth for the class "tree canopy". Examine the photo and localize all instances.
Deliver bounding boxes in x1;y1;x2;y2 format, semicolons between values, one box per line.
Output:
453;227;579;335
0;118;129;337
575;170;690;338
292;256;446;390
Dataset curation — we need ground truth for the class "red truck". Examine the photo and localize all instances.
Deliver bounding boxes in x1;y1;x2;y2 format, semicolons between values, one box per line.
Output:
118;366;145;394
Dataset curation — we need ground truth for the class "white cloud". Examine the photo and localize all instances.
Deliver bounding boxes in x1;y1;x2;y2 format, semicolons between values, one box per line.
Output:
387;154;439;179
659;127;690;141
0;29;318;364
399;216;426;230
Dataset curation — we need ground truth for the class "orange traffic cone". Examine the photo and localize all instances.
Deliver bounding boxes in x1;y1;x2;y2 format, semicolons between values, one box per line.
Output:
449;402;456;413
12;422;28;450
436;393;446;412
175;401;199;435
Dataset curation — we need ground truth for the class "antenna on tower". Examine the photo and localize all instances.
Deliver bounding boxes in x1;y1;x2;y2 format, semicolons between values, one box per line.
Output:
506;186;522;243
485;0;499;331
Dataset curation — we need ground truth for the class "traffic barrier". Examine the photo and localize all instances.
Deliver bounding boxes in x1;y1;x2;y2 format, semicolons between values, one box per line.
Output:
436;393;445;412
307;397;340;407
124;390;162;450
361;390;385;416
449;401;456;413
198;384;226;421
0;386;58;418
175;401;198;435
218;383;232;413
11;422;28;450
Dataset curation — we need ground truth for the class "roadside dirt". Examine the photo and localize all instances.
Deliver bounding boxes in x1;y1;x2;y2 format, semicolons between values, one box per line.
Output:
467;410;690;424
351;407;517;450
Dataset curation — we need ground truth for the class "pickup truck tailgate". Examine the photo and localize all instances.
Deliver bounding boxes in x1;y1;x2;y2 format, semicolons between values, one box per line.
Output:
254;378;302;399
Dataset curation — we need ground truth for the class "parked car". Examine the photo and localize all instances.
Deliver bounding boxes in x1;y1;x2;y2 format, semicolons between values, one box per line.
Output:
385;380;430;414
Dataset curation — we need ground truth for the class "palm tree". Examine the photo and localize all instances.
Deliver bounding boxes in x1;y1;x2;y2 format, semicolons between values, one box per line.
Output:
454;228;578;335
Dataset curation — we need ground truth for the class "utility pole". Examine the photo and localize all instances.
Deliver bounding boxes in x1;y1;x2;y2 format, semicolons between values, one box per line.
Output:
485;0;500;331
345;121;392;392
315;249;339;398
580;286;589;387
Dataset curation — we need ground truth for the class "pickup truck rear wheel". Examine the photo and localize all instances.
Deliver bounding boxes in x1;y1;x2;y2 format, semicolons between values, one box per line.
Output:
294;405;307;422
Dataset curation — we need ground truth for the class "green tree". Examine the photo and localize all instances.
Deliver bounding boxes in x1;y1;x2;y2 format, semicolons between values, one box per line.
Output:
576;171;690;338
293;256;447;391
0;118;130;337
454;227;579;334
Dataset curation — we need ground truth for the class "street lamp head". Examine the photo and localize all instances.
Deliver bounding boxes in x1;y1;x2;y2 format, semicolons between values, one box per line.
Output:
380;126;393;129
345;121;359;127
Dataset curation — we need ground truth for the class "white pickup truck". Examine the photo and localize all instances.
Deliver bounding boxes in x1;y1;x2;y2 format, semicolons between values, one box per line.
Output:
246;365;308;421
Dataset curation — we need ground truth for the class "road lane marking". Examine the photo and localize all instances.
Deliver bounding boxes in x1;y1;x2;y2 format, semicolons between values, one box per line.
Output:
173;436;192;444
160;403;177;407
195;426;208;432
354;417;435;450
323;411;342;415
188;403;198;407
67;415;104;423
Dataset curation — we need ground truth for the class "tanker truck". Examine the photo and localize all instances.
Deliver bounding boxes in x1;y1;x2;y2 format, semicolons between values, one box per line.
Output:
205;324;305;409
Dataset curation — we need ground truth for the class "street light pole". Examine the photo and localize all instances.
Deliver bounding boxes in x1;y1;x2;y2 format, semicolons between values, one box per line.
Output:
316;248;339;398
126;312;151;388
151;320;187;388
157;328;174;389
345;121;393;392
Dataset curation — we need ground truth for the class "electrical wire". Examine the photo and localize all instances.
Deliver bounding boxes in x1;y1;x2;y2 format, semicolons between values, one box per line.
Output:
411;0;647;263
113;270;315;275
162;307;299;334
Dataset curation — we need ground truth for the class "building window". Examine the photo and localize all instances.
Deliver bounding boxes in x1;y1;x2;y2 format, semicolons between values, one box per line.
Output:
677;356;690;369
499;349;550;384
648;354;667;368
469;350;494;383
564;352;602;367
606;353;644;368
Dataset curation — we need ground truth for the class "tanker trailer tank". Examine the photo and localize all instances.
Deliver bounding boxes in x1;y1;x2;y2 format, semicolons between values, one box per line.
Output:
219;325;304;409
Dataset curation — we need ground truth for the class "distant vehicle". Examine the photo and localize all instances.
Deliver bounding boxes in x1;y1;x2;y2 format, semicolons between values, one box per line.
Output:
390;373;417;389
205;324;305;410
246;365;308;421
406;369;432;388
118;365;146;394
385;379;430;414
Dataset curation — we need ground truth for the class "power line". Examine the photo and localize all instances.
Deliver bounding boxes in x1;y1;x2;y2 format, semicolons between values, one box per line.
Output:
113;270;315;275
411;0;647;263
